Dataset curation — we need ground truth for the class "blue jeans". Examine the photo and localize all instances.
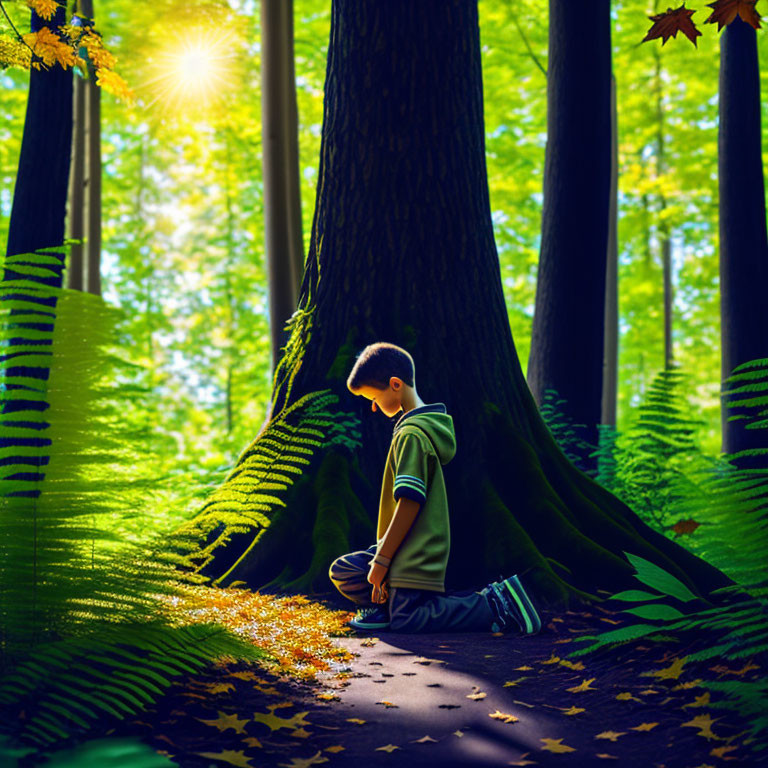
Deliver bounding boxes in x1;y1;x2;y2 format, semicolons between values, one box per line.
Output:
328;544;497;633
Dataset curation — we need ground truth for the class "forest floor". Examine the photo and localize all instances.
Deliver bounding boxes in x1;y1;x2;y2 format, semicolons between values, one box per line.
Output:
109;588;766;768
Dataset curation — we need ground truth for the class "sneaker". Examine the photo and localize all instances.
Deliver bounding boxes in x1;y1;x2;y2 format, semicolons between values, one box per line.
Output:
348;605;390;631
485;574;542;635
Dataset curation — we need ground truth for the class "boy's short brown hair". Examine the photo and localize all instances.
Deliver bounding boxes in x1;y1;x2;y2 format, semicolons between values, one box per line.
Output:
347;342;415;390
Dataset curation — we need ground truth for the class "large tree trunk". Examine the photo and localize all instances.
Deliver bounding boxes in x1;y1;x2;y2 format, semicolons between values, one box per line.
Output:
718;16;768;467
194;0;734;611
526;0;612;473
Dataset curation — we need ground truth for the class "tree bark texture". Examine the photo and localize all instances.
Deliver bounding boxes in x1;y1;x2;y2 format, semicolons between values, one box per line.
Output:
527;0;612;472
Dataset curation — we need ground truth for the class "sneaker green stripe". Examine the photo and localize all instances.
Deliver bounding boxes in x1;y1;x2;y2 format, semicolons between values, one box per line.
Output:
505;579;533;633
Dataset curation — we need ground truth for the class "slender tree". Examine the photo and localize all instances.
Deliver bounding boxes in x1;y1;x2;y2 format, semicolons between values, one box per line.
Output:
195;0;733;610
526;0;612;472
718;15;768;466
261;0;304;376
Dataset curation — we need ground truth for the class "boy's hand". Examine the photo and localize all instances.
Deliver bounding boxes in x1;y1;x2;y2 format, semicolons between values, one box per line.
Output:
367;560;389;603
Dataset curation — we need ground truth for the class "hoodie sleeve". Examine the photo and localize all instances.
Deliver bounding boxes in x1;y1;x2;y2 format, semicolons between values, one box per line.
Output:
393;431;429;506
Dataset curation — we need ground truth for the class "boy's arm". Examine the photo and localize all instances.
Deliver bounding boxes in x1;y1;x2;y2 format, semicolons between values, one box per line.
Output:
376;496;422;563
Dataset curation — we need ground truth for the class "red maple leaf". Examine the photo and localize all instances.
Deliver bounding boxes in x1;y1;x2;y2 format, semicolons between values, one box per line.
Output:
643;4;703;46
705;0;762;30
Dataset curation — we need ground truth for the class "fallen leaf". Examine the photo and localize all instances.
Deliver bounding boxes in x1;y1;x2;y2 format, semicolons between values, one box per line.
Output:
242;737;263;748
375;744;400;753
595;731;626;742
672;678;703;690
202;681;237;694
595;754;619;760
566;677;597;693
681;713;722;740
315;692;340;701
196;749;254;767
616;692;641;702
277;751;329;768
230;670;262;681
683;692;712;708
514;665;534;671
629;722;659;732
541;737;576;753
346;718;366;725
503;677;530;687
412;735;438;743
642;656;688;681
562;706;585;716
196;711;249;735
467;691;487;700
639;688;659;695
324;745;345;753
360;637;378;646
292;728;312;738
559;659;585;671
541;653;561;665
709;662;760;677
252;709;311;732
600;618;622;624
508;753;537;766
376;700;399;708
489;709;519;724
453;730;465;737
710;744;739;759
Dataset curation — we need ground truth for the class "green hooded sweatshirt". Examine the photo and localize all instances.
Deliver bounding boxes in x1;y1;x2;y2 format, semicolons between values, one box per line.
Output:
376;403;457;592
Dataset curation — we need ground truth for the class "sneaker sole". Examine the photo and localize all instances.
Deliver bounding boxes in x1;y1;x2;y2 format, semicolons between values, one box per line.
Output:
348;620;390;631
505;575;541;634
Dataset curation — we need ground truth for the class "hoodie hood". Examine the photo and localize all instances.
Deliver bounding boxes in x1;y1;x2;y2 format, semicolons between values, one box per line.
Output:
393;404;456;465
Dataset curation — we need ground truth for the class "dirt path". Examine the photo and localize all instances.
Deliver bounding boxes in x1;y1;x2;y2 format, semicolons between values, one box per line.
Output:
116;593;764;768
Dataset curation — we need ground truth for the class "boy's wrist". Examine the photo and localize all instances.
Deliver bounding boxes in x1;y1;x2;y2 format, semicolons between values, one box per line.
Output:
373;551;392;567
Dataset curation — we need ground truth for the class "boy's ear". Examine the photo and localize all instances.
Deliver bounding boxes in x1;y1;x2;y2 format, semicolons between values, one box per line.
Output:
390;376;402;391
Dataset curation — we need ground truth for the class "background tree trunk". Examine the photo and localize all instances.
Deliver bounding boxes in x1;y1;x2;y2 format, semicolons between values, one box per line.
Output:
526;0;612;473
718;15;768;467
602;71;618;430
66;66;86;291
261;0;304;377
198;0;734;611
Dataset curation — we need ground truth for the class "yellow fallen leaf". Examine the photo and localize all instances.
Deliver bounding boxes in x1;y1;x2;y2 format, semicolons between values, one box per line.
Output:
600;618;622;624
562;706;585;715
202;681;237;694
196;711;249;735
242;737;263;748
559;659;585;671
642;656;688;681
316;692;340;701
595;754;619;759
376;700;399;708
196;750;254;768
252;709;311;732
541;737;576;753
229;670;262;681
682;692;711;708
615;692;641;702
375;744;400;752
277;751;329;768
672;678;703;690
541;653;561;665
291;727;312;738
412;735;438;743
503;676;530;687
514;665;534;671
360;637;379;646
681;713;722;740
566;677;597;693
629;722;659;732
324;745;345;753
508;753;537;766
710;744;739;758
467;691;487;700
489;709;519;724
347;718;366;725
453;730;465;737
595;731;626;742
639;688;659;695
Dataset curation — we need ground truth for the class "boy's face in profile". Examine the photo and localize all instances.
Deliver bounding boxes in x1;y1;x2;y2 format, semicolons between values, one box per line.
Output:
350;378;405;418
